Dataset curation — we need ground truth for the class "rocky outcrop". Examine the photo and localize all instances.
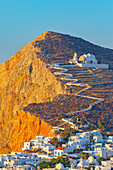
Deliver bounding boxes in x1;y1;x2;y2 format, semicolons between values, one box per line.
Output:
0;109;53;153
0;55;63;112
0;33;64;153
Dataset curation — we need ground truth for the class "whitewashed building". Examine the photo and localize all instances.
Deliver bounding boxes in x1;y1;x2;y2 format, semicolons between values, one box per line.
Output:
107;136;113;143
22;142;31;151
76;53;109;69
54;147;69;156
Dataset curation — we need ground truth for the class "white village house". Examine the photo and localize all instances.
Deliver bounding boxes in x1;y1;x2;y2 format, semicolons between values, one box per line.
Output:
54;147;69;157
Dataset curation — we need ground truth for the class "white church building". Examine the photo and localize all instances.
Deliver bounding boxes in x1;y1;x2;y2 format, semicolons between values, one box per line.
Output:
70;53;109;69
79;53;97;64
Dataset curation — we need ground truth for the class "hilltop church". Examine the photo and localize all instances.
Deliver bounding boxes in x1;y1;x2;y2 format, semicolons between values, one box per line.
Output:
79;53;97;64
70;53;109;69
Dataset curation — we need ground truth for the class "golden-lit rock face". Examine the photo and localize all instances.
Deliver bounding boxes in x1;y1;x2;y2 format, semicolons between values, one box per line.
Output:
0;109;53;154
0;32;63;153
9;110;53;153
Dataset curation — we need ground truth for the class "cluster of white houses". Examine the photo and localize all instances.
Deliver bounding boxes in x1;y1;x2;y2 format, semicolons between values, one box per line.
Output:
0;54;111;169
22;130;105;156
1;130;113;169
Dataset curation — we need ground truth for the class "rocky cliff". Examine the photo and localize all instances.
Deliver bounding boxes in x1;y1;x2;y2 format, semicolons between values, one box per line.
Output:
0;109;52;153
0;33;64;153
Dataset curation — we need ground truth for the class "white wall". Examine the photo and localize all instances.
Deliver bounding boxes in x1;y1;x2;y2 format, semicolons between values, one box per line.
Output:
77;63;109;69
22;142;31;151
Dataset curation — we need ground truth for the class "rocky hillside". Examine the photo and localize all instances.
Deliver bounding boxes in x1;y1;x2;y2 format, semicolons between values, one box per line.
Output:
0;31;113;153
32;31;113;67
0;109;53;153
0;35;64;153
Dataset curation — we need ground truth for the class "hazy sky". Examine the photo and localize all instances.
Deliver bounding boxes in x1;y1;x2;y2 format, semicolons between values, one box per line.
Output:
0;0;113;64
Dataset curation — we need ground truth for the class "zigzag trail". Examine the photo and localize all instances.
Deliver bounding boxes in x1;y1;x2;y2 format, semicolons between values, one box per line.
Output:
48;64;104;122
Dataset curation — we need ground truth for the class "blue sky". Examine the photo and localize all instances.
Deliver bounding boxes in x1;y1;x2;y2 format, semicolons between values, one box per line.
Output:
0;0;113;63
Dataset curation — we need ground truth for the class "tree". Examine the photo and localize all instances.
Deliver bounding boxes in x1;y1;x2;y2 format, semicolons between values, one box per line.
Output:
71;116;76;121
50;137;60;147
81;118;86;124
86;142;90;150
98;120;103;128
89;126;95;130
54;130;59;135
80;152;89;159
90;133;94;138
50;156;70;167
88;121;92;126
106;156;111;160
72;117;77;125
85;166;92;170
98;120;106;130
39;161;50;170
39;156;70;169
90;134;94;145
75;122;80;126
60;131;69;141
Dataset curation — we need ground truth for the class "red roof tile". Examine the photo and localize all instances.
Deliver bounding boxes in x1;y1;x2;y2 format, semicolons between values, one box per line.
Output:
54;147;67;150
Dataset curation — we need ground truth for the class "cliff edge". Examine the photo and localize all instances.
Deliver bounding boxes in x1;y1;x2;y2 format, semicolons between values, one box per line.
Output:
0;32;63;153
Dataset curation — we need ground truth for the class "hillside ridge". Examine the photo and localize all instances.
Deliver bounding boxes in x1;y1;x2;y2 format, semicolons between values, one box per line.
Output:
31;31;113;67
0;31;113;153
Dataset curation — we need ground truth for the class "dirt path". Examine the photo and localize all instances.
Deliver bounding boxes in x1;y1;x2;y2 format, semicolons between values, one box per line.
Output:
48;64;104;122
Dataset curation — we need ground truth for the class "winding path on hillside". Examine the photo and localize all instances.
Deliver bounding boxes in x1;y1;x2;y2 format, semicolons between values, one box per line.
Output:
47;64;104;122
